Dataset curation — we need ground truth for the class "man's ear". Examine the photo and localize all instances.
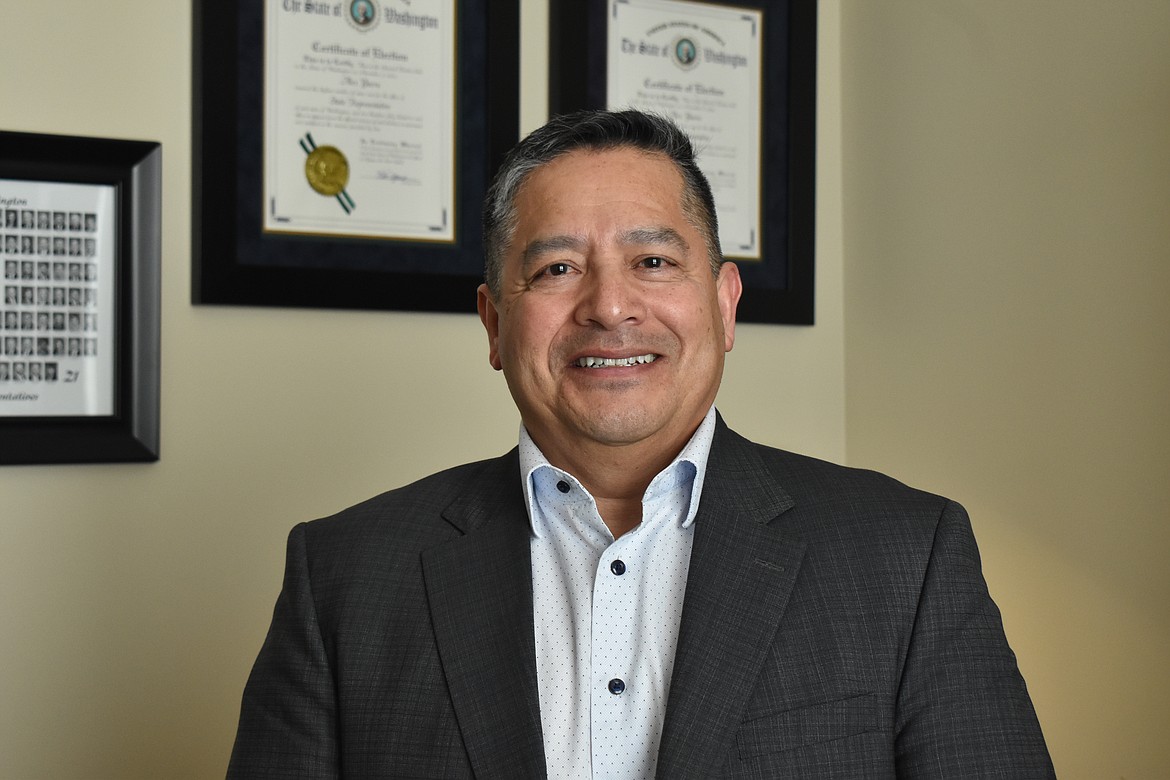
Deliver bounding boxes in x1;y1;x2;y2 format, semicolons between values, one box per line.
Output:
717;261;743;352
476;284;503;370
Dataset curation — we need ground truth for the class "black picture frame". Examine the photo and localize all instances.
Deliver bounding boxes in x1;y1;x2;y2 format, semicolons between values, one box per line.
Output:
549;0;816;325
0;131;161;465
192;0;520;313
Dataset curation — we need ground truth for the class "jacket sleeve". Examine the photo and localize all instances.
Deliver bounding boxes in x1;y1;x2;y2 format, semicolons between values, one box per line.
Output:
893;501;1054;778
227;523;340;779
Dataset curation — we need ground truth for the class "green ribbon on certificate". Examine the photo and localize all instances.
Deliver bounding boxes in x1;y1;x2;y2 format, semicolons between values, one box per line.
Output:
300;133;356;214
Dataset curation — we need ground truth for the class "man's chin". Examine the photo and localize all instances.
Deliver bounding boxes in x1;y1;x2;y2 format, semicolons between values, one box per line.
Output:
561;406;663;448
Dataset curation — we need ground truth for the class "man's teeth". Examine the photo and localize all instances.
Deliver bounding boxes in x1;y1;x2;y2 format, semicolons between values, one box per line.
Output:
575;354;658;368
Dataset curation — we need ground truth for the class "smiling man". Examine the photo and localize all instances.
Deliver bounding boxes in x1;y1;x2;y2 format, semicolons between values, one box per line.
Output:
229;110;1052;778
478;141;739;540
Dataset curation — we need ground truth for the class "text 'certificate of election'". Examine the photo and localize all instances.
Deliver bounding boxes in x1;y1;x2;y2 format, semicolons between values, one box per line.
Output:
608;0;762;259
264;0;456;242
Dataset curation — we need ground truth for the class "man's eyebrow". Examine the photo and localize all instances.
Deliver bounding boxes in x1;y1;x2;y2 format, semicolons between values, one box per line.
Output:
520;234;587;269
619;226;690;254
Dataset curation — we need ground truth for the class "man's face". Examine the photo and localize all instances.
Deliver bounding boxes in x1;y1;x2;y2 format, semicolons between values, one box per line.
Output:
478;147;741;463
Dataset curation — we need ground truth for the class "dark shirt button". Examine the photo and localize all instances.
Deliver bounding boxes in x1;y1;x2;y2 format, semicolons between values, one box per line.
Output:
610;560;626;576
608;678;625;695
556;480;570;493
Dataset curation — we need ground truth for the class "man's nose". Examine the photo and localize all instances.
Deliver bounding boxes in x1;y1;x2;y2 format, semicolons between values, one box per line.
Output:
573;263;644;329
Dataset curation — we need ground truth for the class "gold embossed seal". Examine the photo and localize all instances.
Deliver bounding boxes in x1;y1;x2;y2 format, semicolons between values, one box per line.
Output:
305;146;350;197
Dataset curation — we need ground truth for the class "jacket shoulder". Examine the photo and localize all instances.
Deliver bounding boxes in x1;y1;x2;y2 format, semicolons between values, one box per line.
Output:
297;449;520;558
713;425;959;552
720;424;949;512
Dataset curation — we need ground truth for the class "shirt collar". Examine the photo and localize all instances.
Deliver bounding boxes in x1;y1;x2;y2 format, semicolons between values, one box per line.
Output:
519;406;718;539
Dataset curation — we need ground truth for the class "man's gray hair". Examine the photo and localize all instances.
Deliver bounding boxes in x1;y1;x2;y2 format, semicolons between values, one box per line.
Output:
481;109;723;297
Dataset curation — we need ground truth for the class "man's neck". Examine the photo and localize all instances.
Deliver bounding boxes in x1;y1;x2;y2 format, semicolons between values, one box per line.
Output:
530;431;694;539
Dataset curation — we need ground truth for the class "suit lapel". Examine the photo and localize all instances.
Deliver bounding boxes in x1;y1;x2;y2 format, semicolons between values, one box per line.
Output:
421;451;547;780
657;422;807;778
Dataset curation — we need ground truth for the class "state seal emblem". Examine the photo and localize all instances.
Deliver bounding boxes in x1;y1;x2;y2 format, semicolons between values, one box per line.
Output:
346;0;381;32
671;37;699;70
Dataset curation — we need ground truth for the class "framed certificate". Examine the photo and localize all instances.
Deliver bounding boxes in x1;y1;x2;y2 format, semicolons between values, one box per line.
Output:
193;0;520;312
0;132;161;465
550;0;815;324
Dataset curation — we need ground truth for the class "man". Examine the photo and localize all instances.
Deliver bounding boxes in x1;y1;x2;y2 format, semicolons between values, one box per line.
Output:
229;110;1052;778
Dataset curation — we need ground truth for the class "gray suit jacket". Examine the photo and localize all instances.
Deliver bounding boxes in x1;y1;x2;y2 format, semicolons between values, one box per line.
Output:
228;421;1053;778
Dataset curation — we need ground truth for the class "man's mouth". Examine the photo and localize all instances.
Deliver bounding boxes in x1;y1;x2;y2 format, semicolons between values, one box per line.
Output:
574;353;658;368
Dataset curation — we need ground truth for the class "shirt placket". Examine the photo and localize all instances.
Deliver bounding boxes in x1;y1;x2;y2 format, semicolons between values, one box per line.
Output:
590;526;646;778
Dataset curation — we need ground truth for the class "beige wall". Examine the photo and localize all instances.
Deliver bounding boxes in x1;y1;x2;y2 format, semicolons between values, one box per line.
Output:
841;1;1170;777
2;1;1165;777
0;2;845;777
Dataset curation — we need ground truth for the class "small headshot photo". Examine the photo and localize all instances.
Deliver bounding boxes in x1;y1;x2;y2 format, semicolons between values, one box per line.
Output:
52;212;66;231
21;312;33;330
3;260;16;279
44;362;58;382
52;288;66;307
0;362;8;381
68;338;81;357
29;362;42;382
20;236;33;255
37;336;50;356
53;237;66;256
4;286;18;304
84;262;96;281
21;210;35;229
5;210;18;228
36;287;50;306
84;338;96;356
68;212;82;231
11;362;26;381
4;235;18;254
37;236;50;255
21;286;35;305
84;239;95;257
36;262;50;280
3;311;17;330
53;262;66;281
68;288;82;307
68;313;81;331
37;211;51;230
68;238;81;257
84;213;97;232
68;263;81;281
21;260;34;280
52;313;65;332
83;289;96;307
52;337;65;355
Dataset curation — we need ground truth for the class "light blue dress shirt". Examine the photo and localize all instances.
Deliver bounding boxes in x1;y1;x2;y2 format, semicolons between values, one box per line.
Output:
520;406;717;779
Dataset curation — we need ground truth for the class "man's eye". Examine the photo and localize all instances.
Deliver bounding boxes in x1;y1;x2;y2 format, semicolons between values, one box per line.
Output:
640;256;666;269
545;262;571;277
